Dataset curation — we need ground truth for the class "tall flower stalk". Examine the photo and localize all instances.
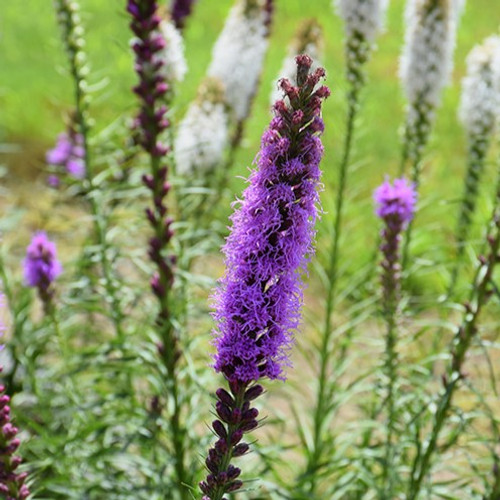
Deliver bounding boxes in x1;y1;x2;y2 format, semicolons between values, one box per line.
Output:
399;0;463;266
53;0;125;339
399;0;463;183
304;1;388;491
127;0;188;495
448;36;500;296
407;182;500;500
199;55;329;500
374;178;417;497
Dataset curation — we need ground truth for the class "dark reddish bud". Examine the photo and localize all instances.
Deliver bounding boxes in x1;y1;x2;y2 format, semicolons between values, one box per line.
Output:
216;388;235;407
212;420;227;439
240;419;258;432
244;385;263;401
226;480;244;492
232;442;249;457
230;429;243;445
226;465;241;480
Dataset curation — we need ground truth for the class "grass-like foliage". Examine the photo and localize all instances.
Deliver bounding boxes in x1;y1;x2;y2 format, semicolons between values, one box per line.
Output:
1;0;500;499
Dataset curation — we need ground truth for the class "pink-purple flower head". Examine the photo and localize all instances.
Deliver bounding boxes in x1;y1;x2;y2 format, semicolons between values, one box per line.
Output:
212;55;329;383
374;177;417;227
46;132;85;181
24;232;62;289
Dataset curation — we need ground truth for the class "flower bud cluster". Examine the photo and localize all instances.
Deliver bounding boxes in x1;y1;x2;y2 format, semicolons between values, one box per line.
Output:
270;19;324;105
53;0;91;129
199;381;263;499
0;382;30;500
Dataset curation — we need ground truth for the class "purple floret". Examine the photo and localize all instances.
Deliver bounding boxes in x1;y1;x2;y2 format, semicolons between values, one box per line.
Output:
46;131;86;180
373;177;417;226
212;56;329;383
24;232;62;289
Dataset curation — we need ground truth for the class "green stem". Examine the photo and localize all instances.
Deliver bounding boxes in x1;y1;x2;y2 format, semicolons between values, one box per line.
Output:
407;196;500;499
305;85;359;493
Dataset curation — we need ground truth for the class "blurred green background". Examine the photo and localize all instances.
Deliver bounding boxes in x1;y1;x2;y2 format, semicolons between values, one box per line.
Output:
1;0;499;291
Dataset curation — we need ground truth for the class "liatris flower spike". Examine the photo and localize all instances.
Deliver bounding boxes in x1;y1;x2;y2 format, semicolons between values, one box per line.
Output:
24;232;62;313
46;130;86;183
453;36;500;268
200;55;330;500
399;0;464;180
0;374;31;500
374;177;417;305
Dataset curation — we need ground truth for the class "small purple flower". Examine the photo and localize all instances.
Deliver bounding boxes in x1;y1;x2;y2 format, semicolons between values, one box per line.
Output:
24;232;62;313
46;131;86;181
374;177;417;311
374;177;417;227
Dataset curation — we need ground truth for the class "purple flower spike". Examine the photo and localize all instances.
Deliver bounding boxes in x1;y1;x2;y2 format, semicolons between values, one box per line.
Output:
374;177;417;310
46;130;86;181
170;0;196;30
24;232;62;312
374;177;417;227
200;55;329;500
212;56;329;384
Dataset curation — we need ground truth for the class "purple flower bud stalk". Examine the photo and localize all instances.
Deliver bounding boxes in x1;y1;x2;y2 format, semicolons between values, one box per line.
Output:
53;0;90;180
128;0;187;493
0;372;31;500
23;232;62;316
200;56;329;500
374;177;416;498
408;184;500;500
170;0;197;30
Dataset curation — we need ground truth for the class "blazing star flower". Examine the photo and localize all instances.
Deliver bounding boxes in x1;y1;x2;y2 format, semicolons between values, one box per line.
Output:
400;0;464;160
374;177;417;226
207;0;272;122
46;131;85;180
200;55;329;500
459;36;500;141
24;232;62;312
374;177;417;308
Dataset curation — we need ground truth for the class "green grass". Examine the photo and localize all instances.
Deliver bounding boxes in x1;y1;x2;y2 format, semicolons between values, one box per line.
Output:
1;0;499;291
